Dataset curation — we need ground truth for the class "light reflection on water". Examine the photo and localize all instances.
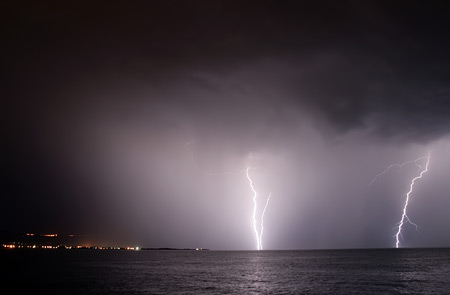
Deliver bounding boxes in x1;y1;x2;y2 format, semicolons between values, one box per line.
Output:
2;249;450;294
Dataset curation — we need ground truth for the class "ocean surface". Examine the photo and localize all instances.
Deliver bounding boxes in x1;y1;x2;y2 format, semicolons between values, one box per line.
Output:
2;248;450;294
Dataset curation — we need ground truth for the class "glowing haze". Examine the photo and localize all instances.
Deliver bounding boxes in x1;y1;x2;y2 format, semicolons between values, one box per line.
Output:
3;1;450;249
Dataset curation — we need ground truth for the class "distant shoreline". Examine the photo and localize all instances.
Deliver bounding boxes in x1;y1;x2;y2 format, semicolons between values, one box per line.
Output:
1;245;210;251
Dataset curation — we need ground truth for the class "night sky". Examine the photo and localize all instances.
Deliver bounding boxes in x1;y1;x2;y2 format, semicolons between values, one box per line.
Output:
3;1;450;250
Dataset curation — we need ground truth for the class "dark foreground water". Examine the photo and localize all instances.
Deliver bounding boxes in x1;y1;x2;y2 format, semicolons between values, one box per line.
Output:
2;248;450;294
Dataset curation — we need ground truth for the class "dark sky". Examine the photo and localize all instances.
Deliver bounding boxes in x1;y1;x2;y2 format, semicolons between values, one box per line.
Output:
3;0;450;249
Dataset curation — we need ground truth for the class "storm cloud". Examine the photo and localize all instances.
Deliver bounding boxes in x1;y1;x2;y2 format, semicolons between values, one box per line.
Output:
3;1;450;249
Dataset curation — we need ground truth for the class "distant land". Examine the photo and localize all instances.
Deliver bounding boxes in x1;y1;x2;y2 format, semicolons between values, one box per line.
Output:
0;231;208;251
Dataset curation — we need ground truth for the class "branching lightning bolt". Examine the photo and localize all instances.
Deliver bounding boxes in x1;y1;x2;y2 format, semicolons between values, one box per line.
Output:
370;152;431;248
394;153;431;248
185;141;272;250
246;167;271;250
369;157;428;186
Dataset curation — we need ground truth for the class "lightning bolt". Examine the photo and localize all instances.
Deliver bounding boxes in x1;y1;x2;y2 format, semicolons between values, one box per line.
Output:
369;157;429;186
246;167;261;250
185;141;272;250
246;167;271;250
370;152;431;248
394;153;431;248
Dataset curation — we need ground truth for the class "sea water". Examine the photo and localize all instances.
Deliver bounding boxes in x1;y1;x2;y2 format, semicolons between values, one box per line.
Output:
2;248;450;294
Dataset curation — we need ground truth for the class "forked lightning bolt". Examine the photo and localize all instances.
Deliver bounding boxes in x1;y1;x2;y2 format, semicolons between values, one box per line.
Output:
370;153;431;248
246;167;272;250
185;142;272;250
369;157;429;186
394;153;431;248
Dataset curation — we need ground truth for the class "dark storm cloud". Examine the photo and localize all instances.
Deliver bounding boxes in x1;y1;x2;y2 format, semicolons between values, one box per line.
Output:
3;1;450;248
3;1;450;142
